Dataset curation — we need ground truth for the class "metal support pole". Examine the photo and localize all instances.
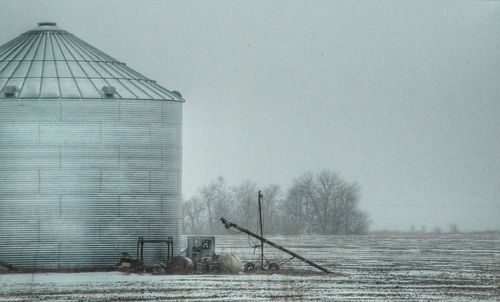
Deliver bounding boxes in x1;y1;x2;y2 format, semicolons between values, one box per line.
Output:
258;190;264;269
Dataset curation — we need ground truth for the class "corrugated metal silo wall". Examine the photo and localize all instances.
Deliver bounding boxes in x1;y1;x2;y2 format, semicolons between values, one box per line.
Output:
0;98;182;269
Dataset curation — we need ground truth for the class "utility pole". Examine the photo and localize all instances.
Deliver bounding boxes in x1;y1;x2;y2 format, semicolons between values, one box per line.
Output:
257;190;264;269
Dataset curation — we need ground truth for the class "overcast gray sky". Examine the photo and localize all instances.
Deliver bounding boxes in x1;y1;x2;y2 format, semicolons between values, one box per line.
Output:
1;0;499;231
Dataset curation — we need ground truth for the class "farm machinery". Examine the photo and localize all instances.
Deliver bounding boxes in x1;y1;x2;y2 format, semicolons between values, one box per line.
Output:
220;217;332;274
117;190;332;274
218;190;332;274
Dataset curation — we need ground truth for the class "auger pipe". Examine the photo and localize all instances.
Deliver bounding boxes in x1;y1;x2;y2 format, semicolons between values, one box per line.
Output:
220;217;333;274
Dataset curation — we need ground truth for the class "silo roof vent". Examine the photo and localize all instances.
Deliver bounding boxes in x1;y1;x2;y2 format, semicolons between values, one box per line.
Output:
102;85;116;97
171;91;182;99
28;22;65;33
38;22;57;26
3;85;17;97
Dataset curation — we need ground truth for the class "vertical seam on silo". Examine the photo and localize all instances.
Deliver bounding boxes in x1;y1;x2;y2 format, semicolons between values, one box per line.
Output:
99;121;102;146
161;101;165;122
38;169;41;193
161;195;164;215
33;219;40;269
59;195;62;217
58;243;61;269
161;146;164;170
149;123;152;145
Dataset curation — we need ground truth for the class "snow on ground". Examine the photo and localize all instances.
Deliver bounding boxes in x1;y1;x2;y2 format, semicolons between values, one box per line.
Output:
0;234;498;301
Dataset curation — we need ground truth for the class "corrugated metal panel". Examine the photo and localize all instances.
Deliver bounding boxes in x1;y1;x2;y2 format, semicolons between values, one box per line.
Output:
0;23;183;269
0;101;183;268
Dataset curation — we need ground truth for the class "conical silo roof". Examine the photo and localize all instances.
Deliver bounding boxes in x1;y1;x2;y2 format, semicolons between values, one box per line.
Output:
0;22;183;101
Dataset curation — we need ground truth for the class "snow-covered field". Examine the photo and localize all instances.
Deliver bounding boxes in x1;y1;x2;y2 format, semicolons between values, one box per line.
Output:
0;234;498;301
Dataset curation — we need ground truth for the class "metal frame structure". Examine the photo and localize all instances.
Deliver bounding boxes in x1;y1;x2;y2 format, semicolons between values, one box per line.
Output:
136;236;174;265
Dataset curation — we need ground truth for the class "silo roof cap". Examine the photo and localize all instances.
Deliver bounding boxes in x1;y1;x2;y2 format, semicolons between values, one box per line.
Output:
25;22;67;33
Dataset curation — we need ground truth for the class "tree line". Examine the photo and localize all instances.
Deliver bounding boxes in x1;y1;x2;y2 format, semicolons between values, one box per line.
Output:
182;170;370;235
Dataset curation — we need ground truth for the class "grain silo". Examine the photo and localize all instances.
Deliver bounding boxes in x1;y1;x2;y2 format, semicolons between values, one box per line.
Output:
0;23;183;269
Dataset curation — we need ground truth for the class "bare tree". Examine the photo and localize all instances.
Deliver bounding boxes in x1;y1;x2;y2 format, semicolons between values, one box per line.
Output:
448;223;460;234
283;182;309;234
262;184;283;235
287;170;369;235
200;176;233;234
183;170;369;236
349;210;370;235
410;225;416;233
432;226;442;234
232;180;258;230
182;197;206;234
